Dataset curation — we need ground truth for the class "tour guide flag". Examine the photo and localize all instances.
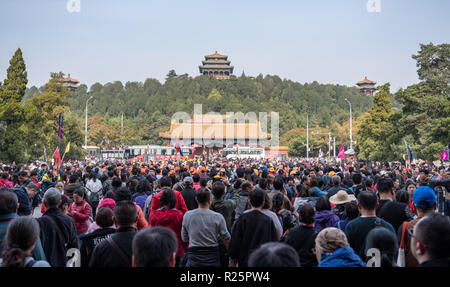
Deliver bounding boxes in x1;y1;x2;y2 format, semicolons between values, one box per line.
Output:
53;147;61;168
58;113;63;139
337;144;345;158
404;140;413;163
65;142;70;154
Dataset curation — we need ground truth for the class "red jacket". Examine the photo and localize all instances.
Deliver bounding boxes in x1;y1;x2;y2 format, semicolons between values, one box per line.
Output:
68;200;92;233
151;189;188;215
149;207;185;257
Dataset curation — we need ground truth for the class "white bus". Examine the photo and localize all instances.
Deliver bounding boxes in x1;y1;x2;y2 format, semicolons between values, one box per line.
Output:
220;147;265;160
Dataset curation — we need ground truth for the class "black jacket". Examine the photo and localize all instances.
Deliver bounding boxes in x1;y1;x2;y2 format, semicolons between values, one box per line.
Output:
419;257;450;267
181;187;198;210
285;225;318;267
229;210;278;267
79;227;116;267
377;200;414;231
89;227;137;267
37;208;78;267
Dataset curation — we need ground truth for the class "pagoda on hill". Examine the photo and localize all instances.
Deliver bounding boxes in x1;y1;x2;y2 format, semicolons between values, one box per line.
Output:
356;76;377;96
62;74;80;92
199;51;234;79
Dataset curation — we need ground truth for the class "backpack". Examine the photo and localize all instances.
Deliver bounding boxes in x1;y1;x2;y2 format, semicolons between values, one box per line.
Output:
143;193;155;222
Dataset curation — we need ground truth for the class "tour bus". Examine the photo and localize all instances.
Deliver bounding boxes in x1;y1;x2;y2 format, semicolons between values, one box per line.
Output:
123;145;194;160
99;149;125;160
220;147;265;160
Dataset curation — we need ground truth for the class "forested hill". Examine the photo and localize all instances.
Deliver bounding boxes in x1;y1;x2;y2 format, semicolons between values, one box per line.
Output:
24;73;374;146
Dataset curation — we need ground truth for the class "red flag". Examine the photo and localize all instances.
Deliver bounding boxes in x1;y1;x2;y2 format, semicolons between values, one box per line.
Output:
53;147;61;167
337;144;345;158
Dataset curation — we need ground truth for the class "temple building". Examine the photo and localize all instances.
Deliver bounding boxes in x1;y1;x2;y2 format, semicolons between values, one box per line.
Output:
199;51;234;79
159;113;271;156
356;76;377;96
62;74;80;91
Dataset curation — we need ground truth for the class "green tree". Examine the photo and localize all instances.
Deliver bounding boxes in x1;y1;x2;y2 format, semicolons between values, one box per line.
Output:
166;69;177;81
288;135;317;158
0;48;28;162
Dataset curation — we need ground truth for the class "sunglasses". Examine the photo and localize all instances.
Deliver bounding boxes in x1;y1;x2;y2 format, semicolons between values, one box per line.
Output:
407;228;427;249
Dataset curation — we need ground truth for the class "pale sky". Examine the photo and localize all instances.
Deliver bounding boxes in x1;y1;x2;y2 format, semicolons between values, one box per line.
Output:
0;0;449;92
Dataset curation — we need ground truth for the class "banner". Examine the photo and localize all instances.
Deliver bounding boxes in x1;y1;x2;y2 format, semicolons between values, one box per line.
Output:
53;147;61;168
404;140;413;164
58;113;63;139
65;142;70;154
337;144;345;158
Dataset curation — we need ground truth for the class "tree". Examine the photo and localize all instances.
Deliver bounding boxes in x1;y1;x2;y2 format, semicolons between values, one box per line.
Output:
355;83;395;161
166;69;177;81
0;48;28;162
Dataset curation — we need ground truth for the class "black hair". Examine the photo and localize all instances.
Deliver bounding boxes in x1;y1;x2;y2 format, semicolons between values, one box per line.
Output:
114;187;132;203
69;174;79;184
212;181;226;199
136;179;151;195
0;190;18;215
132;227;177;267
159;176;172;188
395;190;409;204
95;207;114;228
89;171;98;182
344;201;359;219
315;195;331;211
377;178;394;194
358;190;378;211
249;188;265;208
298;203;315;224
352;173;362;185
258;178;268;190
365;227;398;267
296;184;309;198
1;217;40;267
248;242;300;267
195;188;211;205
273;177;284;190
271;192;284;213
415;213;450;260
160;188;176;209
192;173;200;183
236;167;245;178
73;187;86;199
113;200;137;227
233;178;243;189
112;177;123;188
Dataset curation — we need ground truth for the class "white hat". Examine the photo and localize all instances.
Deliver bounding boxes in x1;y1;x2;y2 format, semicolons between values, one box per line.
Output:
329;190;356;205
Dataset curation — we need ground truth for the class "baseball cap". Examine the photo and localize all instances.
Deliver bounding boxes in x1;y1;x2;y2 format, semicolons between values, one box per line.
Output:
183;176;193;184
413;186;436;208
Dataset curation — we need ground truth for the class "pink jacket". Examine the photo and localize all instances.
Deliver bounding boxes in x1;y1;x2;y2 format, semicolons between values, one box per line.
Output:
68;200;92;233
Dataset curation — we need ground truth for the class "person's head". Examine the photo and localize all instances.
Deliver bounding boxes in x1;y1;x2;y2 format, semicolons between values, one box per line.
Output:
405;180;416;197
18;171;28;184
413;186;437;215
95;207;114;228
43;188;62;210
249;188;265;209
241;181;253;193
69;174;79;184
160;188;176;209
344;201;359;220
195;188;212;207
331;175;341;187
365;227;399;267
315;227;349;263
315;196;331;211
248;242;300;267
159;176;172;188
0;190;19;215
24;182;39;199
273;177;284;191
192;173;200;183
395;190;409;204
113;200;138;229
271;192;284;212
73;187;86;204
298;203;315;225
411;213;450;264
377;178;395;199
132;227;177;267
1;216;40;267
114;187;132;203
211;181;226;199
54;181;64;193
352;173;362;185
111;177;123;189
357;190;378;215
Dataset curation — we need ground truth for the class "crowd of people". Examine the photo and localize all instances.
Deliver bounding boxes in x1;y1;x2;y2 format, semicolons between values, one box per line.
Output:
0;157;449;267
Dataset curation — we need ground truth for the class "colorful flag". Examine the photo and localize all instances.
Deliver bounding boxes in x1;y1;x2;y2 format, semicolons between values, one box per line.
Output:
404;140;413;164
337;144;345;158
319;148;325;158
65;142;70;154
53;147;61;168
58;113;63;139
176;138;183;156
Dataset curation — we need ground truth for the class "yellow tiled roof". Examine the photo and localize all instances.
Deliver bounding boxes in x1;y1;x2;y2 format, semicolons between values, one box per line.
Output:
205;51;228;58
356;76;376;85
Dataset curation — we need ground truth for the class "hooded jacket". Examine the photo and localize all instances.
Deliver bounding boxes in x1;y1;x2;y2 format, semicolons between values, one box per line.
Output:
149;207;185;257
68;200;92;233
318;246;365;267
314;210;340;233
151;188;188;215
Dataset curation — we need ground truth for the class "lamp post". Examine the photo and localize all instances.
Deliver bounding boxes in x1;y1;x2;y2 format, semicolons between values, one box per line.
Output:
85;96;93;149
306;114;309;160
344;98;353;150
